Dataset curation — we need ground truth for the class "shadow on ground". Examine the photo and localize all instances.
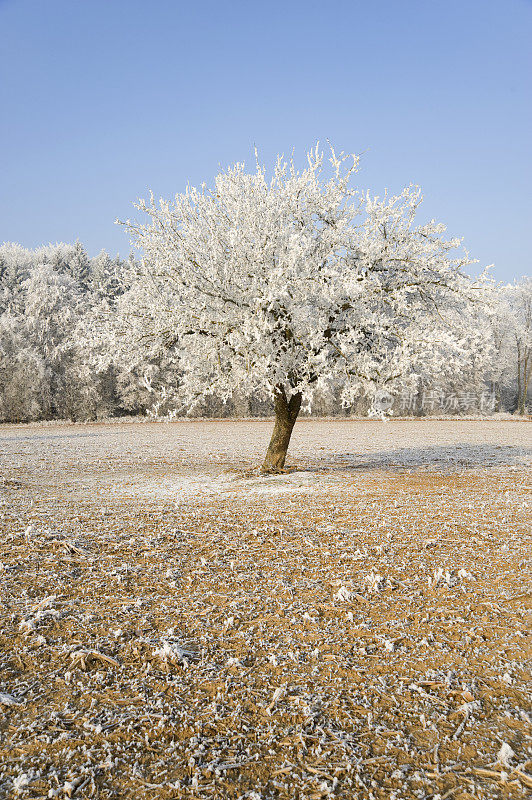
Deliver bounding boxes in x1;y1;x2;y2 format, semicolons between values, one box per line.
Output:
310;443;531;472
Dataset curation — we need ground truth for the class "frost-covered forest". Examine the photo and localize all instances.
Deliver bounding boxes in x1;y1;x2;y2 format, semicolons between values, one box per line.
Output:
0;238;529;424
0;151;530;425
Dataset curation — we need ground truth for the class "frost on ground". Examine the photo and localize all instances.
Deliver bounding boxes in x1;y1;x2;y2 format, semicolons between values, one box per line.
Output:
0;419;531;799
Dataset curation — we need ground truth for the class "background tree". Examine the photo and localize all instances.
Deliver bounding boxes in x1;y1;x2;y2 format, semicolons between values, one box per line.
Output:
120;146;491;471
0;310;49;422
488;286;517;412
508;278;532;414
0;242;33;313
69;240;91;289
0;244;128;422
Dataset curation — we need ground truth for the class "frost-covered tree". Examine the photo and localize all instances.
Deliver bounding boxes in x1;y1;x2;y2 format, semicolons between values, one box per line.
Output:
488;286;517;412
507;278;532;414
3;262;102;421
83;282;181;415
120;146;490;470
36;242;77;275
89;250;125;299
487;279;532;415
0;242;33;313
90;249;113;291
69;240;91;289
0;310;50;421
0;241;136;422
21;264;85;418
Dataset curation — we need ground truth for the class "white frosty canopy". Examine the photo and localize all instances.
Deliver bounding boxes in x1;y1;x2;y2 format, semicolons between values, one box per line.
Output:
119;145;490;415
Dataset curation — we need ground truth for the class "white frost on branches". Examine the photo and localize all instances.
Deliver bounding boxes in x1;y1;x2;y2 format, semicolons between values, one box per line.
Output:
118;145;491;414
0;147;528;423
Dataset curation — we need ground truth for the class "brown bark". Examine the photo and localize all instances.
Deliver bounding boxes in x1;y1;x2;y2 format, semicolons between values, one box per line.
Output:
261;387;302;473
517;342;523;414
517;352;531;415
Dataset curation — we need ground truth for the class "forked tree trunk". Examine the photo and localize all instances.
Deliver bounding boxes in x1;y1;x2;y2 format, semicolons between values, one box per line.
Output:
261;387;302;473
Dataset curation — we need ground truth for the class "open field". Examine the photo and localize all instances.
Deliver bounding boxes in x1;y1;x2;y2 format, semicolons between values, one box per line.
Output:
1;420;531;799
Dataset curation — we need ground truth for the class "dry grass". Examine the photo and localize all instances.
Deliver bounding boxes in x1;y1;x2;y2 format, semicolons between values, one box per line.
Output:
0;422;531;799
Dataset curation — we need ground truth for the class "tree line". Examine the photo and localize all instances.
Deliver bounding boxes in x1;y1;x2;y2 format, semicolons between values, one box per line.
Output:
0;151;530;430
0;242;528;426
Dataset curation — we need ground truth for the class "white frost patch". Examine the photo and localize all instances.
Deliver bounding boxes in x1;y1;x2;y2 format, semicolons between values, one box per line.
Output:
19;595;60;634
152;640;196;665
497;742;515;767
333;586;355;602
120;470;326;504
430;567;453;587
12;774;31;794
121;475;225;505
267;684;287;713
429;567;475;587
457;568;473;579
0;691;22;706
247;471;319;496
364;571;386;593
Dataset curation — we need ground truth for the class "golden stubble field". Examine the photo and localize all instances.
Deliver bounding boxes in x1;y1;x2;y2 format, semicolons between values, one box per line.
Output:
0;420;531;799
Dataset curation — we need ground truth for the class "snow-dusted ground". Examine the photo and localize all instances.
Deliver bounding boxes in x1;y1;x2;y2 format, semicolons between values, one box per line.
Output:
0;419;529;505
1;420;531;799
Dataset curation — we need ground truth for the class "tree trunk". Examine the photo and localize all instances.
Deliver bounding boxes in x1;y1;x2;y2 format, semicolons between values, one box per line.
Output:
493;380;501;413
261;387;302;473
516;345;523;414
518;353;531;415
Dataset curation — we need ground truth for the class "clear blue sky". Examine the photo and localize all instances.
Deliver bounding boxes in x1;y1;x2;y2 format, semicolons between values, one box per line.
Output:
1;0;530;281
